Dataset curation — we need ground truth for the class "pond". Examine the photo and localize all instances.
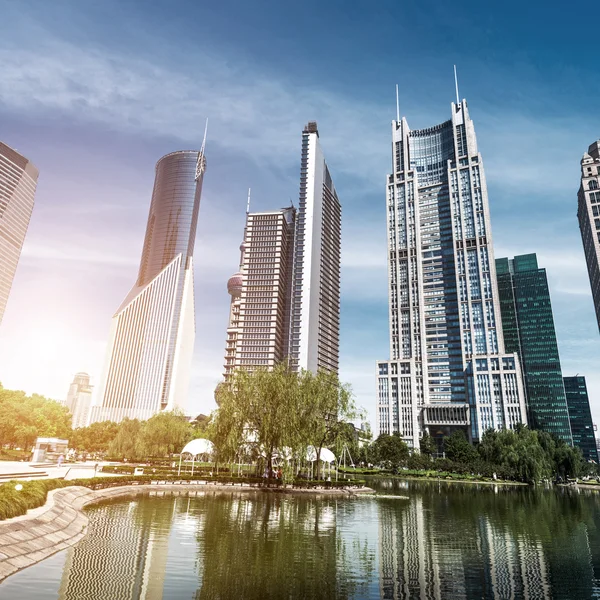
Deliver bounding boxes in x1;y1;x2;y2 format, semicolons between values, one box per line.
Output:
1;478;600;599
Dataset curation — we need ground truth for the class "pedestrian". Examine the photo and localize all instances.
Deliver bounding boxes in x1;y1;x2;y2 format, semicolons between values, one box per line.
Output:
57;454;64;468
277;467;282;479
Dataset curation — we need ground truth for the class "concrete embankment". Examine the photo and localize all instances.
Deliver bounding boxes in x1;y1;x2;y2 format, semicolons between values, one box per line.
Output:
0;482;373;581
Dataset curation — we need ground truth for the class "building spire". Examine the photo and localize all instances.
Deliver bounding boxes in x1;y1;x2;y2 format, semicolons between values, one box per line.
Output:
246;187;251;214
395;84;400;123
453;65;460;105
195;118;208;180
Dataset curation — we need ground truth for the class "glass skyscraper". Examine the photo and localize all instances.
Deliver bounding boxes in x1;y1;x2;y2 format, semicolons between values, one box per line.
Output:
375;99;527;449
0;141;38;327
496;254;573;443
90;147;206;424
563;376;598;462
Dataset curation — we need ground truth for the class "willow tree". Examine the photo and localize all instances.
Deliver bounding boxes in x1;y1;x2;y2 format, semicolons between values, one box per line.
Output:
300;369;359;480
213;363;301;476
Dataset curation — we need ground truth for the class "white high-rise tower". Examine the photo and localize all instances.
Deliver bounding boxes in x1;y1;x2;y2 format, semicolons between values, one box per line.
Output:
375;99;527;448
289;122;341;373
90;144;206;424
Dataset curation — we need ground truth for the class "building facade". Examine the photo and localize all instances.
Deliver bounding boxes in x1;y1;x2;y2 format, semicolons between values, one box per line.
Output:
578;141;600;333
289;122;341;373
496;254;573;443
223;208;295;379
375;100;527;449
564;376;598;462
0;142;38;327
90;147;206;424
65;372;93;429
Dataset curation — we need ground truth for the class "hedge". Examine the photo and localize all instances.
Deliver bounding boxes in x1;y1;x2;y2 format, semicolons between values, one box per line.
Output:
0;475;366;521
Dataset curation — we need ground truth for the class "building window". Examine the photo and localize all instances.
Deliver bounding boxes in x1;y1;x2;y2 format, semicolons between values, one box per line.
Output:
589;180;599;190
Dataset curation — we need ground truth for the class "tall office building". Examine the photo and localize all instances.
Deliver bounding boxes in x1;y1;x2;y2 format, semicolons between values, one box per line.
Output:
222;122;340;378
223;207;295;378
375;99;527;449
0;142;38;327
564;376;598;462
289;122;341;373
65;372;93;429
90;145;206;424
578;142;600;333
496;254;573;443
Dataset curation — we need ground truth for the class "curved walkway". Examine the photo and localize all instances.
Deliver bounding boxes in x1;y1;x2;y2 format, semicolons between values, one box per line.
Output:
0;481;373;582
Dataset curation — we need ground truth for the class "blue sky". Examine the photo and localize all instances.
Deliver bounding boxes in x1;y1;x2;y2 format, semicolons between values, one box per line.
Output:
1;0;599;427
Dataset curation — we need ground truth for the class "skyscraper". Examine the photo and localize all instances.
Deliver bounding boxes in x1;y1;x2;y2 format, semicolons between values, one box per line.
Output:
90;144;206;424
223;207;295;379
0;142;38;327
563;376;598;462
289;122;341;374
495;254;573;443
375;99;527;449
577;142;600;333
65;372;93;429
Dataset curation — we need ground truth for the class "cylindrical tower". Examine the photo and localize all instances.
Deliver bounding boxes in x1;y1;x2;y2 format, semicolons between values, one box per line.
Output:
137;150;205;287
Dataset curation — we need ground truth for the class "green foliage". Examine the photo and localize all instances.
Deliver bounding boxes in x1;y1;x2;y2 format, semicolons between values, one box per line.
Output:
372;433;410;470
419;432;435;456
213;365;361;477
0;384;71;451
70;421;120;453
444;431;478;463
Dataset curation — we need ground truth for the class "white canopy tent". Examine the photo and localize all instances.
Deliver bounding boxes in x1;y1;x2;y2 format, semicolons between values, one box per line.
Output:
178;438;214;476
305;446;336;480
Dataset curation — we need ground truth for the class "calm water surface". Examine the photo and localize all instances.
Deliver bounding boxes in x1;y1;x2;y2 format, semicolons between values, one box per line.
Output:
1;478;600;599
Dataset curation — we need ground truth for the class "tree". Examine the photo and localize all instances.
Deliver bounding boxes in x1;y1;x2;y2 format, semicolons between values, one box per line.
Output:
213;364;301;476
301;369;359;479
140;410;192;457
70;421;120;453
419;432;435;456
443;431;478;463
372;433;409;470
108;419;144;461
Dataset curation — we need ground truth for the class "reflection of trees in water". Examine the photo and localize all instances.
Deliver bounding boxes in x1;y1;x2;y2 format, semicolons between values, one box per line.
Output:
374;478;600;599
195;493;374;600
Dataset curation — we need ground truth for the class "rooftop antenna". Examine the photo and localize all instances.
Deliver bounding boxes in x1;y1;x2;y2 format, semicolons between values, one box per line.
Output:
453;65;460;105
246;188;251;214
395;84;400;123
195;118;208;180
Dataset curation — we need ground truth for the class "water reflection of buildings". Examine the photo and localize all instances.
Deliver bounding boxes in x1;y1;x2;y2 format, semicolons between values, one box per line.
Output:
378;494;552;599
57;498;177;600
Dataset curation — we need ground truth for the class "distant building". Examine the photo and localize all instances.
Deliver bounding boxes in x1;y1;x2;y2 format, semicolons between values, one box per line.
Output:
65;372;93;429
65;372;90;412
564;376;598;462
91;143;207;424
375;98;527;449
289;122;341;373
496;254;573;443
577;142;600;333
223;207;295;378
0;142;38;327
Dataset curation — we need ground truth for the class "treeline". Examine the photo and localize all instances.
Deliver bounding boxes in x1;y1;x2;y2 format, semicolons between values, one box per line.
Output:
0;384;71;450
71;411;208;459
0;383;208;459
368;426;591;483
